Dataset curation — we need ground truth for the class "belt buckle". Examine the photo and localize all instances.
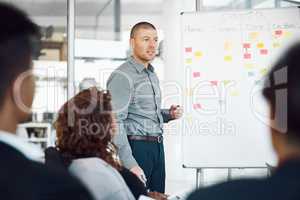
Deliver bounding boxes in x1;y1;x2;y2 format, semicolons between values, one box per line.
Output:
157;135;163;143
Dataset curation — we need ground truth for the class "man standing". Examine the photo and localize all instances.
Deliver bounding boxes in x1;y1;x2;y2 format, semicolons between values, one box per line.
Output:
107;22;182;193
188;43;300;200
0;3;92;199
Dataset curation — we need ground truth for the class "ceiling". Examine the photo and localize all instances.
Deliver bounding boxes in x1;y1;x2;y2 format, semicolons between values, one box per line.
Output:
2;0;163;16
2;0;297;39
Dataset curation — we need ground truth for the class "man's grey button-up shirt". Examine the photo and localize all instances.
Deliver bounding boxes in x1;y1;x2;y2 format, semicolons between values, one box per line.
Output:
107;56;172;169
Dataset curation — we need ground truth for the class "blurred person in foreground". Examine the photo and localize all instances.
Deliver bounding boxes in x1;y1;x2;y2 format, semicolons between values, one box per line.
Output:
0;3;92;200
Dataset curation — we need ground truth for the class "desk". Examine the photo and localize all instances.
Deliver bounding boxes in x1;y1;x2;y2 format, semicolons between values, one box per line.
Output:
17;122;53;148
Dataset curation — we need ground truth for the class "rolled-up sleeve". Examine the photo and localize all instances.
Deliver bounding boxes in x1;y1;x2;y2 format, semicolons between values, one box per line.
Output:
107;71;138;169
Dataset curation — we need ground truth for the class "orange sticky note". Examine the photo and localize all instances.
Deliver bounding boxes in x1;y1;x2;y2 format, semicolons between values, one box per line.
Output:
193;72;201;78
249;32;259;40
185;47;192;53
193;103;202;110
224;42;232;51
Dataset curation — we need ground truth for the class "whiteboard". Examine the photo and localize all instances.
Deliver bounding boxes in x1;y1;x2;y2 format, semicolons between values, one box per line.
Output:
180;7;300;168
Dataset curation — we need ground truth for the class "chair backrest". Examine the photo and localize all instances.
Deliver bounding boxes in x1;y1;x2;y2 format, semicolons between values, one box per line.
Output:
44;147;67;169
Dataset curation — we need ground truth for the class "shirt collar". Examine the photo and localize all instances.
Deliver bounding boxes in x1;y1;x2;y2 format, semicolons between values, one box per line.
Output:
148;64;155;73
0;130;44;162
129;56;154;73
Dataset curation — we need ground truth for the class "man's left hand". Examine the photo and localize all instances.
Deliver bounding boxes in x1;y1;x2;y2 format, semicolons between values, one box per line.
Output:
169;105;183;119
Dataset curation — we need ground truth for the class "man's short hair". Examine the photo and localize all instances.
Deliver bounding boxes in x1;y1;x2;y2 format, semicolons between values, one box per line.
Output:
263;42;300;144
0;3;40;108
130;22;156;38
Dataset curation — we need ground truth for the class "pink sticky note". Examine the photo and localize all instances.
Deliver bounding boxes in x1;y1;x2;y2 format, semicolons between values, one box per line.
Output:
260;49;268;55
193;72;201;78
275;30;283;36
185;47;192;53
193;103;202;110
243;43;251;49
244;53;251;59
210;81;218;86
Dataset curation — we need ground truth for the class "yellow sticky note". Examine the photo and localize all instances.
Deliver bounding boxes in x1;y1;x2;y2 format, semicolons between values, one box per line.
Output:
273;42;280;48
185;88;193;97
284;31;292;38
260;68;268;76
249;32;259;41
186;58;192;64
194;51;203;58
223;80;231;85
224;55;232;62
257;42;264;49
244;63;254;69
186;115;192;122
224;42;232;51
230;90;239;96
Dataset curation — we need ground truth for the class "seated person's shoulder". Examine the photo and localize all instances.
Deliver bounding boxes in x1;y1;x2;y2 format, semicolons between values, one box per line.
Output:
27;160;93;199
69;158;134;199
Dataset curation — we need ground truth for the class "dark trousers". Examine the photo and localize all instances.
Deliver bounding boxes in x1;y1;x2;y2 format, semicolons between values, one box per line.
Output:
128;140;166;193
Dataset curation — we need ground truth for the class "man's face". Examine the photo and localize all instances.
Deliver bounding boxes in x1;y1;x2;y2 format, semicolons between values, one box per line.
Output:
130;28;158;63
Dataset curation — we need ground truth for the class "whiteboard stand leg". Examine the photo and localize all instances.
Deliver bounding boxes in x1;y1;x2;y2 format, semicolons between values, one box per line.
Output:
227;168;232;181
267;167;271;177
196;168;204;188
196;168;199;188
200;168;204;187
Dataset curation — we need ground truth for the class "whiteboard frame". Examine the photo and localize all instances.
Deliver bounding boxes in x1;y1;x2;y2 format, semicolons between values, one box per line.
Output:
179;6;300;169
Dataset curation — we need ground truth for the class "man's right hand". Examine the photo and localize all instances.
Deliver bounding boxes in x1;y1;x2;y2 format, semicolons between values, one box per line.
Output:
130;165;147;185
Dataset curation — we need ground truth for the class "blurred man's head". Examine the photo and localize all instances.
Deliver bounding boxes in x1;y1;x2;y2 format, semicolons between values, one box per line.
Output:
263;43;300;162
0;3;40;127
129;22;158;65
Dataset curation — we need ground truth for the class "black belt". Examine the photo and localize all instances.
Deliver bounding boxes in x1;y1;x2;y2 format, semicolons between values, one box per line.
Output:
128;135;163;143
